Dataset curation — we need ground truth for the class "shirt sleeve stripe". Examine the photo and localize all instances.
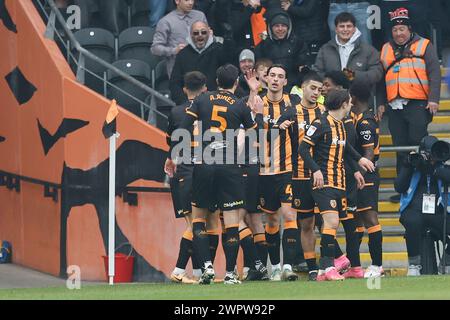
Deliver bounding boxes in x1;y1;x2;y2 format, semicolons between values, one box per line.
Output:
186;110;198;118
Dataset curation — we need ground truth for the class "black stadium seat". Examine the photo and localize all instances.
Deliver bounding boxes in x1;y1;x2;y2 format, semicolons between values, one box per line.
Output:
118;27;159;70
73;0;103;29
97;0;128;35
107;59;152;117
72;28;115;94
130;0;151;27
153;60;170;96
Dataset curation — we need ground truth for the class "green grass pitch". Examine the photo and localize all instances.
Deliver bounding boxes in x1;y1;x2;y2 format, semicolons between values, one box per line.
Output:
1;276;450;300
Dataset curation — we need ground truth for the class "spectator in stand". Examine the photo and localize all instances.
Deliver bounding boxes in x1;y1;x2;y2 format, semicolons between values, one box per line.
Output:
215;0;267;50
254;58;273;95
169;20;236;104
151;0;207;78
254;10;308;90
149;0;168;28
314;12;383;94
377;8;441;185
235;49;256;98
281;0;330;67
377;0;442;60
327;1;376;45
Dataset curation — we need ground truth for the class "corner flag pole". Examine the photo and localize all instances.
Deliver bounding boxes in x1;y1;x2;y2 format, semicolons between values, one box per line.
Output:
108;132;116;285
103;99;119;286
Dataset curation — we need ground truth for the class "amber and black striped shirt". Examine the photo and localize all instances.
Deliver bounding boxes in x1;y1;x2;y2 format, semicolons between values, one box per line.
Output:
302;112;347;190
293;103;325;180
355;110;380;163
259;93;298;175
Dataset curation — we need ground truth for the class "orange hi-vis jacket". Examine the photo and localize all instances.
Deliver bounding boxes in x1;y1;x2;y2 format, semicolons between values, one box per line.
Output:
380;36;430;102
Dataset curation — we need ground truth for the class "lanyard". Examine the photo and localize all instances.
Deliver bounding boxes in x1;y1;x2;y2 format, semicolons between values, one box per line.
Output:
426;175;431;194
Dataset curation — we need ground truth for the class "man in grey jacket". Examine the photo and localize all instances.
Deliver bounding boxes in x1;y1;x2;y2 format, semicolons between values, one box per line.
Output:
314;12;383;91
151;0;207;78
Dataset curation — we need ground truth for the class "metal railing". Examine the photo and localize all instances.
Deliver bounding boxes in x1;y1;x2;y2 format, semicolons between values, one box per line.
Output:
35;0;175;127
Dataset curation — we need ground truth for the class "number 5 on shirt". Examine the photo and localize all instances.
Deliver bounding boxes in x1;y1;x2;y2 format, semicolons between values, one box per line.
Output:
211;105;228;133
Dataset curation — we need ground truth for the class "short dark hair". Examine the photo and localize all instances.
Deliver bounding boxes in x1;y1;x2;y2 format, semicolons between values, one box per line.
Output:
183;71;206;92
255;58;273;70
301;71;323;86
335;12;356;27
325;89;350;111
349;80;371;103
267;64;288;78
216;64;239;89
324;71;350;89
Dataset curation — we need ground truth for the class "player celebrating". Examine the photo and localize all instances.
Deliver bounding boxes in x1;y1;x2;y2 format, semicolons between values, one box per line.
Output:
181;64;263;285
259;64;299;281
291;71;325;281
299;88;375;281
350;80;384;278
165;71;208;284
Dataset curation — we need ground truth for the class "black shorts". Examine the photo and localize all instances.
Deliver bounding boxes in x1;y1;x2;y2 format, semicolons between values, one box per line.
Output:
292;179;315;219
169;165;194;219
357;171;380;213
312;187;348;220
259;173;292;213
192;164;245;211
345;175;357;214
242;164;260;214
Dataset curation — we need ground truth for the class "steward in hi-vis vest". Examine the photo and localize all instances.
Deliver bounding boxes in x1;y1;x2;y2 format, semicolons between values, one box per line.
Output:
377;7;441;181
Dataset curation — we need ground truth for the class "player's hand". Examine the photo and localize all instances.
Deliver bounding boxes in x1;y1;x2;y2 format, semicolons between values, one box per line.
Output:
279;120;295;130
354;171;365;190
245;69;260;93
281;0;291;11
252;95;264;114
426;102;439;115
358;157;375;173
164;158;176;178
313;170;324;189
377;105;385;121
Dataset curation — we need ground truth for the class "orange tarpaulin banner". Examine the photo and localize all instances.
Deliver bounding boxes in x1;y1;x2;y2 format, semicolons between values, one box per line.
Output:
251;7;267;47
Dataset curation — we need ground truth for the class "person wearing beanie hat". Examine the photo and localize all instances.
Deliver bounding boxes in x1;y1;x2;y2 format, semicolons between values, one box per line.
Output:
235;49;256;98
378;7;441;203
254;10;308;89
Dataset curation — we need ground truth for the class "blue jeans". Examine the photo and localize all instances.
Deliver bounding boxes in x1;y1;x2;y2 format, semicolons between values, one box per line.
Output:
328;2;372;45
149;0;167;27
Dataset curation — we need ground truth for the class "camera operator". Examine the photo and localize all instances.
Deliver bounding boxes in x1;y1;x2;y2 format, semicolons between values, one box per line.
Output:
394;135;450;276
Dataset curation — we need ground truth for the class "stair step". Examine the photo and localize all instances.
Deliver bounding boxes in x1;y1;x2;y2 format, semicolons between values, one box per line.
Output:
380;151;396;159
432;115;450;124
379;217;400;227
380;167;396;179
361;252;407;262
440;100;450;111
380;132;450;146
379;201;400;213
332;236;404;245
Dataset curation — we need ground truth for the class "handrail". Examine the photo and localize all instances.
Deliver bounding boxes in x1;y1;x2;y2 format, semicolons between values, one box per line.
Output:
0;170;169;194
45;0;175;110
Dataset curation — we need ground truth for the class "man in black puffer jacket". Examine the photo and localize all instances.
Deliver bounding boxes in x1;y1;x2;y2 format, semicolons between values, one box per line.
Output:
254;10;309;90
169;20;236;105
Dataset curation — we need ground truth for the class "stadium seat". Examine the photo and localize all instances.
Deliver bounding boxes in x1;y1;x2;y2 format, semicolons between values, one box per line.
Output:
153;59;170;95
118;27;159;70
72;27;115;94
107;59;152;118
73;0;103;29
130;0;151;27
97;0;128;35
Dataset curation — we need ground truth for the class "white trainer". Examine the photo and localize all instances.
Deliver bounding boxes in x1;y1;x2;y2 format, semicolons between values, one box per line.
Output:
364;265;385;278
